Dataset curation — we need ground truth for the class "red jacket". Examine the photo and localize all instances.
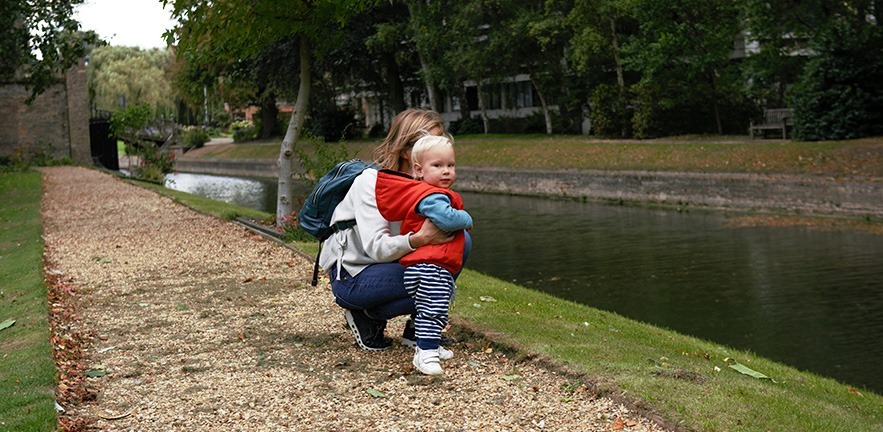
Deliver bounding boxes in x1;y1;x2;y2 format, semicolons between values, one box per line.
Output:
375;169;465;274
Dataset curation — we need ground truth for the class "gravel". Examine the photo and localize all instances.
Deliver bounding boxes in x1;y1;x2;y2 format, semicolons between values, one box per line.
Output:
41;166;669;432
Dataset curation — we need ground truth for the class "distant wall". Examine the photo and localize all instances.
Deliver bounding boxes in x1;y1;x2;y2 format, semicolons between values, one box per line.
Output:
0;59;91;164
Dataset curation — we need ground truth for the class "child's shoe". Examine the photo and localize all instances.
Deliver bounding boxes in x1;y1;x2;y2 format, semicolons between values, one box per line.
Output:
413;348;444;375
437;345;454;360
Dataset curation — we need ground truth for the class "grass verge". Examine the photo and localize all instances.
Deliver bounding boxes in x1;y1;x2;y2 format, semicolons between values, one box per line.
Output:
139;178;882;431
183;135;883;178
0;171;56;432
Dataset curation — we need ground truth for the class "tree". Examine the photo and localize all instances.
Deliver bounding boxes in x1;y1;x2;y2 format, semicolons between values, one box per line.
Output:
789;14;883;140
87;46;175;115
1;0;98;102
626;0;746;135
166;0;372;226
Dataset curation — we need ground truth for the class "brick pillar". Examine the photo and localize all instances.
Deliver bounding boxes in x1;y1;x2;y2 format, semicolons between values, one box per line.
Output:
65;58;91;164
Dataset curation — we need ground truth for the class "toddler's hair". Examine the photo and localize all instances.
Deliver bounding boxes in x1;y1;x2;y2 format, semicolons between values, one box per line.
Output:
410;134;454;168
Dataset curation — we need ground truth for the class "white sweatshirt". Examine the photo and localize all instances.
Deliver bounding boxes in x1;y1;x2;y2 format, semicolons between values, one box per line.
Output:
318;169;416;277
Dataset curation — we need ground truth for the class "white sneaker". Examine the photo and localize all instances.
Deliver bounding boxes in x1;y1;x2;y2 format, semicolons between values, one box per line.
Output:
437;345;454;360
413;348;444;375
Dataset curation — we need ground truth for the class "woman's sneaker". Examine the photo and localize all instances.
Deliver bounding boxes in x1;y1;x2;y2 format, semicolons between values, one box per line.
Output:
413;348;444;375
344;309;391;351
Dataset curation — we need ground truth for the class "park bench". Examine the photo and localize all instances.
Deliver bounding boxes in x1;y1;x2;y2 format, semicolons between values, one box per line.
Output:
750;108;793;139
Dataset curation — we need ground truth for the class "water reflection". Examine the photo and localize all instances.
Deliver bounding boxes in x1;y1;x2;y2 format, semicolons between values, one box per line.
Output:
164;172;310;213
162;172;883;393
463;192;883;393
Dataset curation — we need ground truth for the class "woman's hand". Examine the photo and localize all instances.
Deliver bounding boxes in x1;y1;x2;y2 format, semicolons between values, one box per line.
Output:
409;219;454;248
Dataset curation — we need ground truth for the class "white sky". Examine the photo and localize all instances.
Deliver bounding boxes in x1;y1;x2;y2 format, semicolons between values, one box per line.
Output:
74;0;177;49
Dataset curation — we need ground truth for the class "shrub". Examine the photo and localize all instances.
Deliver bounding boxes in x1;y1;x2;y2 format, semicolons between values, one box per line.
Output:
789;22;883;141
590;84;634;138
181;126;210;150
230;120;257;142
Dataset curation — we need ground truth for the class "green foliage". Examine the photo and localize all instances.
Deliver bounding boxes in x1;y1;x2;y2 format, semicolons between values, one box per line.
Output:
292;136;350;188
109;104;153;138
1;0;99;102
87;46;175;114
590;84;633;138
790;22;883;141
111;105;175;183
181;126;210;150
230;120;258;142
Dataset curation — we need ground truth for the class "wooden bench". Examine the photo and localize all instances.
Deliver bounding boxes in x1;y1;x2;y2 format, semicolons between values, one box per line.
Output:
750;108;793;139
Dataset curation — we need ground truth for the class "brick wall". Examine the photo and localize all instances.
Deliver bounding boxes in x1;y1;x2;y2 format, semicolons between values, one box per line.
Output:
0;59;91;164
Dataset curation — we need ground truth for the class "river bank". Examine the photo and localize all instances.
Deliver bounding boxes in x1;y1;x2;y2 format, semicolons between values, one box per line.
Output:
173;156;883;219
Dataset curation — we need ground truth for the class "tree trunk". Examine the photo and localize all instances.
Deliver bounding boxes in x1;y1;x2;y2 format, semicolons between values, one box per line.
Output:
458;85;470;124
477;82;489;134
405;0;439;111
610;17;625;89
383;53;406;113
277;39;311;227
260;91;279;138
419;56;439;111
533;81;554;134
708;70;723;135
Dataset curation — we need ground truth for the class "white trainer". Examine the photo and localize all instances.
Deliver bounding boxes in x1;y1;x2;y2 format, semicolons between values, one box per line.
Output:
437;345;454;360
413;348;444;375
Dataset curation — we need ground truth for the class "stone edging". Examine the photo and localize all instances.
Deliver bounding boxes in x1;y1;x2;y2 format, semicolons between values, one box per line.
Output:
455;167;882;218
174;159;882;219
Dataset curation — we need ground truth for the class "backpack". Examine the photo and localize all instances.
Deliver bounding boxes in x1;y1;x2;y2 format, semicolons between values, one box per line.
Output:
298;159;376;285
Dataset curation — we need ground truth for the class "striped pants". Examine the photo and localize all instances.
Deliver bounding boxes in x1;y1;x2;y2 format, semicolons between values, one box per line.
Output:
403;263;455;350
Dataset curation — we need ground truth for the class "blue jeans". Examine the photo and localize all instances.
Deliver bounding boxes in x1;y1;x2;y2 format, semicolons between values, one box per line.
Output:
330;232;472;322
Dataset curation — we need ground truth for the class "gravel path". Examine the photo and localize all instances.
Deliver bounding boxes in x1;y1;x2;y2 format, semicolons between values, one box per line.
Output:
41;166;668;431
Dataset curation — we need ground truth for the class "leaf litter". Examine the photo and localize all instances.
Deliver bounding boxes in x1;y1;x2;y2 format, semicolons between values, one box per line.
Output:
41;166;669;431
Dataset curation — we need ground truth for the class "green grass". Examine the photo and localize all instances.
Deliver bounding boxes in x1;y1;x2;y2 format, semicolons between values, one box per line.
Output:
0;171;57;432
137;180;883;431
452;271;883;431
183;134;883;178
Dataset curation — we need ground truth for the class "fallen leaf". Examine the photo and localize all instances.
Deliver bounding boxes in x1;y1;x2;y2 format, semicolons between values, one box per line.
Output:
366;388;387;398
724;358;775;382
502;374;520;381
612;417;625;430
0;318;15;331
479;296;497;302
848;388;864;397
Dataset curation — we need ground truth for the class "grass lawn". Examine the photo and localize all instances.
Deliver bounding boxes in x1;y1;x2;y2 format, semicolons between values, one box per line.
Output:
182;134;883;178
136;183;882;431
0;171;56;432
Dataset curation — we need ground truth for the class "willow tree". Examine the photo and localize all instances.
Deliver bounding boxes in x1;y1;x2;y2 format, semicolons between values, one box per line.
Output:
165;0;371;226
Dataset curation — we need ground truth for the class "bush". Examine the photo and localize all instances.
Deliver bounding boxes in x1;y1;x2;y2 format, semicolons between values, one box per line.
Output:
590;84;634;138
181;126;210;150
789;22;883;141
230;120;257;142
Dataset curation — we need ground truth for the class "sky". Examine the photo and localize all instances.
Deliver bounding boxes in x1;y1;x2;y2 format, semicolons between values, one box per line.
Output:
74;0;177;49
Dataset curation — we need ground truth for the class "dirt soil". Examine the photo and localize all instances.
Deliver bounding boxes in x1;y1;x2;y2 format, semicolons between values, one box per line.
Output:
41;166;669;431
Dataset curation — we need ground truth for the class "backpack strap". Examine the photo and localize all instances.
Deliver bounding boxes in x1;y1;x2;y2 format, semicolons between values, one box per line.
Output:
310;219;358;286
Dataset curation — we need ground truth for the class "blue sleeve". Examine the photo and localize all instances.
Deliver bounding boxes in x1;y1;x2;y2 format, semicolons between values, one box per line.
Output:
416;193;473;232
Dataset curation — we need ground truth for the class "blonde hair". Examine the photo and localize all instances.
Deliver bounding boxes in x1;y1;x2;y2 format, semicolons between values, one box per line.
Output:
410;135;454;169
372;109;445;171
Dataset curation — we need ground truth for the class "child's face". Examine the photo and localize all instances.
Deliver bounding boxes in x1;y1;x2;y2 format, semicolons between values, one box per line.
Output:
414;146;456;189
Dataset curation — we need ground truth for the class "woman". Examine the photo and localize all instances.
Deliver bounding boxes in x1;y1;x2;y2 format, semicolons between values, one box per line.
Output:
318;109;468;351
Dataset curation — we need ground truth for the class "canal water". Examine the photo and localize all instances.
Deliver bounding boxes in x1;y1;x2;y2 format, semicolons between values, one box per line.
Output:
165;172;883;394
